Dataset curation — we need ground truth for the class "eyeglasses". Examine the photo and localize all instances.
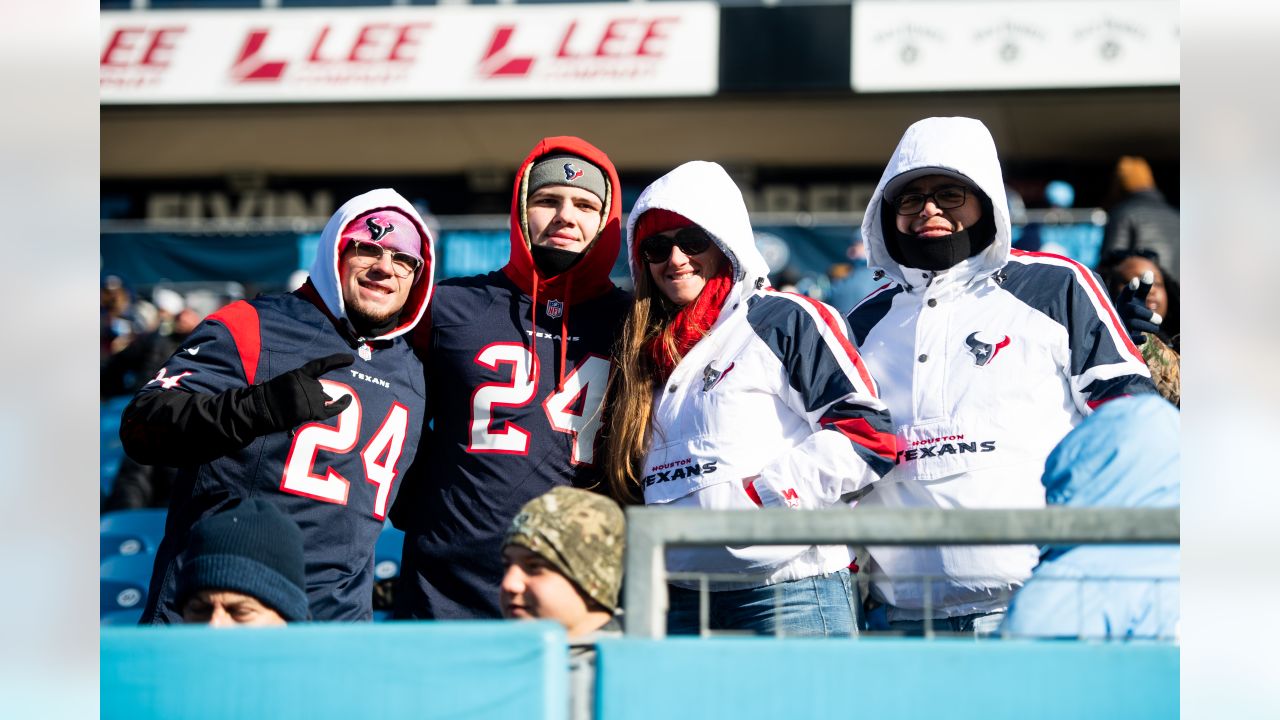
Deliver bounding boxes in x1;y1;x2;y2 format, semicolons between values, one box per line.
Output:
890;185;970;215
346;239;423;279
638;228;713;264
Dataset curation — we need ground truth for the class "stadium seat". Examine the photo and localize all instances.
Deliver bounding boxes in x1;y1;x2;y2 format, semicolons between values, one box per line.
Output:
101;508;168;558
101;608;144;626
374;523;405;582
101;552;155;619
100;395;132;496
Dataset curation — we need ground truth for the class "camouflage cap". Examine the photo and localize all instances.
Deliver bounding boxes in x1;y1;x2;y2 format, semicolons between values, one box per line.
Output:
504;487;625;612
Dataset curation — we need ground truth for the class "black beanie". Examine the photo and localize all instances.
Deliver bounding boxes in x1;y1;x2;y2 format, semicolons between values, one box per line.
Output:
176;499;310;622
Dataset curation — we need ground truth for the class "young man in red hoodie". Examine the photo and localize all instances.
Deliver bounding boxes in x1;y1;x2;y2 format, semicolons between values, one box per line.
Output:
392;137;630;619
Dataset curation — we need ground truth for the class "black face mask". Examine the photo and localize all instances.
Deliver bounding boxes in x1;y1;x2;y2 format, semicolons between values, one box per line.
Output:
530;243;586;279
880;196;996;272
348;310;400;340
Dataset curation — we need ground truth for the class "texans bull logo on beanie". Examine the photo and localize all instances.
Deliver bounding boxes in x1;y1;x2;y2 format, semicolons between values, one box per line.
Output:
527;154;608;205
340;209;425;265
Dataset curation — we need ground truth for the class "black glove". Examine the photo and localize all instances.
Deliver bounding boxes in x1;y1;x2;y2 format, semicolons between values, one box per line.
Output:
256;353;355;430
1115;271;1163;346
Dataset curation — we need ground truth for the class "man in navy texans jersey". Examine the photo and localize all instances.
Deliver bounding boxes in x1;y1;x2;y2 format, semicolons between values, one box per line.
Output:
391;137;630;619
121;189;435;623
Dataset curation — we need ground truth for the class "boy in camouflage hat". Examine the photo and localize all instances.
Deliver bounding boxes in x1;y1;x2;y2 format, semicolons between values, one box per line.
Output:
500;486;624;639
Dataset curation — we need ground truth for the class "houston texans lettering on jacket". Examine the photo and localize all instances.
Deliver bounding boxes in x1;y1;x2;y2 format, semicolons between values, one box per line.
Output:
642;458;718;487
391;137;630;620
121;189;434;623
847;117;1156;621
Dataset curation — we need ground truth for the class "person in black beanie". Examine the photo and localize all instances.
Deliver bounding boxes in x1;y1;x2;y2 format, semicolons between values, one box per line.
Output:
176;499;310;626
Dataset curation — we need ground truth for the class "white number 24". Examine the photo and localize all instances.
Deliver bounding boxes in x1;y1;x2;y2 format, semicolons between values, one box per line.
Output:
469;344;610;465
280;380;409;519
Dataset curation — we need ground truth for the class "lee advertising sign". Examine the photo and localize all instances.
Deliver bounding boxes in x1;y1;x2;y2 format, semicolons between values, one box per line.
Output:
101;4;718;103
852;0;1178;92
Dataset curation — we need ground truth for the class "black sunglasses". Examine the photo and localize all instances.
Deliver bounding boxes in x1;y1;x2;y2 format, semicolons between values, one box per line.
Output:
638;227;713;264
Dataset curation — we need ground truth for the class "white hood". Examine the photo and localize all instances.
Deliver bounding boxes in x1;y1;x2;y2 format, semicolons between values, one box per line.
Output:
861;117;1012;286
309;188;435;341
625;160;770;304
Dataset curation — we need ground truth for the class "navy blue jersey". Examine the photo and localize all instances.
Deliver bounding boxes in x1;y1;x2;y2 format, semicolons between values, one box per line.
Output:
392;271;629;618
135;290;427;622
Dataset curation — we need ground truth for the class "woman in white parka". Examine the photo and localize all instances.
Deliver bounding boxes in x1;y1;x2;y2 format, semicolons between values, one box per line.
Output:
602;161;897;636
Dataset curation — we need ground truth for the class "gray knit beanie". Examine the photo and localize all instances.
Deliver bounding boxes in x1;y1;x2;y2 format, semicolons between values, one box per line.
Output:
176;499;310;622
527;154;608;204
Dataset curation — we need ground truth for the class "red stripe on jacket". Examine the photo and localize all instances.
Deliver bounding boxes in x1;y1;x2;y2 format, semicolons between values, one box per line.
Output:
1010;249;1144;362
208;301;262;386
785;292;879;397
820;416;898;461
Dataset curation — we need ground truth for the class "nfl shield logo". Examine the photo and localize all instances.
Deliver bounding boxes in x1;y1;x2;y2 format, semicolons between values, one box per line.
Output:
546;299;564;318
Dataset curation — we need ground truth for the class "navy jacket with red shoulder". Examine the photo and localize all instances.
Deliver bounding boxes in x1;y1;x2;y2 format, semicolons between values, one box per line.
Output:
121;189;434;623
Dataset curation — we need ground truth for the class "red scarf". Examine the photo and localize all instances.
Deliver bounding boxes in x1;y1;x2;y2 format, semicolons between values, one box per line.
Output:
647;267;733;381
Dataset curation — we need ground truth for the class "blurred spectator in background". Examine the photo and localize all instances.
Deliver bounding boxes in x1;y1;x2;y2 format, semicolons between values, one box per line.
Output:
1102;156;1180;280
176;500;310;627
847;117;1156;636
100;274;153;358
1018;180;1105;270
501;487;625;720
122;188;434;623
826;240;885;314
101;288;204;398
392;136;629;621
1000;394;1179;640
1004;183;1027;248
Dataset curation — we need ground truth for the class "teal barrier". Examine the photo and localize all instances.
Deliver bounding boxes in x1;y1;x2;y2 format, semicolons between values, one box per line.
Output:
596;638;1178;720
102;621;568;720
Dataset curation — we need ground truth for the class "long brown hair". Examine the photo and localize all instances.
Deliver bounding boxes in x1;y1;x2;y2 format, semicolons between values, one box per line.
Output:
602;267;678;505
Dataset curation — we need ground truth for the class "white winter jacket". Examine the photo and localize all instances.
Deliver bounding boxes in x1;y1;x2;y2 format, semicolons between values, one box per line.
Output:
627;161;897;590
847;117;1156;619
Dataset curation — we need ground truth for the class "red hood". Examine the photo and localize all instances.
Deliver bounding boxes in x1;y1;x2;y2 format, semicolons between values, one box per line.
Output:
501;136;622;305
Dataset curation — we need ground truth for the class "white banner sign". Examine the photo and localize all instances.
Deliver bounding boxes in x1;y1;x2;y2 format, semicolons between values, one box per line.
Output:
852;0;1178;92
101;4;718;103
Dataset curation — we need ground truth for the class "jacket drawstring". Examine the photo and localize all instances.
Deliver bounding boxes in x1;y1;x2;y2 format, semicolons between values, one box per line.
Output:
555;276;573;393
527;277;539;384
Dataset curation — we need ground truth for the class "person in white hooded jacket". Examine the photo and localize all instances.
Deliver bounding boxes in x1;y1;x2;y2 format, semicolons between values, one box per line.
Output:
603;161;896;636
846;117;1156;634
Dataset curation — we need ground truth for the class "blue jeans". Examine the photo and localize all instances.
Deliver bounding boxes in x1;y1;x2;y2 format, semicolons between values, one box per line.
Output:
870;609;1005;637
667;569;856;637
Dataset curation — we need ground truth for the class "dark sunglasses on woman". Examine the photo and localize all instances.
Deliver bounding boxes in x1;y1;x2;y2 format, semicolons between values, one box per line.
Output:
638;227;714;264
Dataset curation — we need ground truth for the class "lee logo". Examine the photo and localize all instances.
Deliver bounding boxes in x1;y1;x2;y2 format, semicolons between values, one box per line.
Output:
101;27;186;68
478;17;678;79
232;22;432;83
